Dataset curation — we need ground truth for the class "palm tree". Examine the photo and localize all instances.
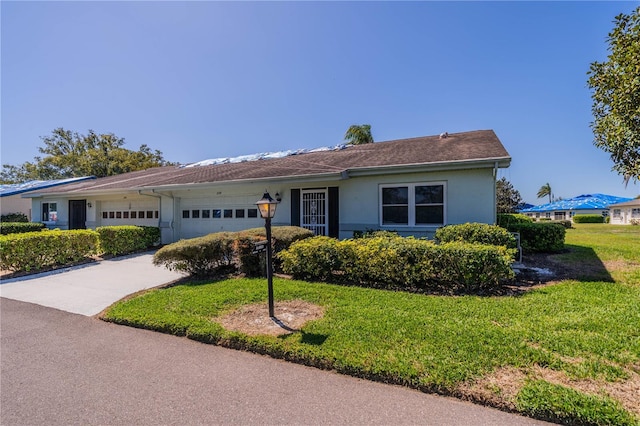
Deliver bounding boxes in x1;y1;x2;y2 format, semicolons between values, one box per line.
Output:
537;183;553;203
344;124;374;145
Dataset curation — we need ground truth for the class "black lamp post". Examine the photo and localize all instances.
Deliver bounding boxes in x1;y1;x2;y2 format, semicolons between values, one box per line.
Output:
255;191;279;318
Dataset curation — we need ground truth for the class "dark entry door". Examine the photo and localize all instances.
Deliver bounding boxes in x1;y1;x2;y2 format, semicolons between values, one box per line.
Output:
69;200;87;229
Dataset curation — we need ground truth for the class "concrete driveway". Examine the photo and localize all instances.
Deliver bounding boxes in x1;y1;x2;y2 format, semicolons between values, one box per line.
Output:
0;252;185;316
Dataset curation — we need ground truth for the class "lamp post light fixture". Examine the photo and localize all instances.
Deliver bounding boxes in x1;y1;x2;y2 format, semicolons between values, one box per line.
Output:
255;191;279;318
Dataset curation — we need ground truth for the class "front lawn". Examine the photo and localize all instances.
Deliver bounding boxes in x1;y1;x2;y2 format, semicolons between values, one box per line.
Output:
103;224;640;425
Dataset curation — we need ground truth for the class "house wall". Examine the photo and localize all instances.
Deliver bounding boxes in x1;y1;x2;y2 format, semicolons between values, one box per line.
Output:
30;166;500;243
1;195;32;221
611;205;640;225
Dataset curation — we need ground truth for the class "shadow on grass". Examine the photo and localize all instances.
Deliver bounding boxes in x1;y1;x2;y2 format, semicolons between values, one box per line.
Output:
521;244;613;284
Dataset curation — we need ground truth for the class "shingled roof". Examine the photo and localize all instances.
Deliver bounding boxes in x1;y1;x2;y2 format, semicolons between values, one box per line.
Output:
30;130;510;196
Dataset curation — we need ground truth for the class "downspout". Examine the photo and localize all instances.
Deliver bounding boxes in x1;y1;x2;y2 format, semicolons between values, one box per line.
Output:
493;161;499;224
151;189;176;243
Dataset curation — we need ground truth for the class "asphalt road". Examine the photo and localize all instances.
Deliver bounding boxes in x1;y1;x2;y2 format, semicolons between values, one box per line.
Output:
1;298;548;425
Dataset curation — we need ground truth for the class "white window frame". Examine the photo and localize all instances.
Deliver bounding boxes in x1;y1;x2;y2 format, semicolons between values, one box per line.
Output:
379;182;446;227
632;208;640;219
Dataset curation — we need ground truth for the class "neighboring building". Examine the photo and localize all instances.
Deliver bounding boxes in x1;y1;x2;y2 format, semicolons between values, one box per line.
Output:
609;198;640;225
25;130;511;243
0;177;95;221
519;193;633;221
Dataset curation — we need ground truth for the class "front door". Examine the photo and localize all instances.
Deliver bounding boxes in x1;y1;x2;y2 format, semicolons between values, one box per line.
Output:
301;190;327;236
69;200;87;229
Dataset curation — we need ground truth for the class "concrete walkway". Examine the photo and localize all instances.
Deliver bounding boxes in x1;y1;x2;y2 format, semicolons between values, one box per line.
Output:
0;252;185;316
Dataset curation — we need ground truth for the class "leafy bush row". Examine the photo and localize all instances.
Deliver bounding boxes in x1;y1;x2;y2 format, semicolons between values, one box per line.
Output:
573;214;605;223
0;226;161;273
0;230;99;272
502;223;566;253
435;222;516;248
1;213;29;223
96;225;160;255
0;222;46;235
497;213;534;227
153;226;314;278
278;234;516;294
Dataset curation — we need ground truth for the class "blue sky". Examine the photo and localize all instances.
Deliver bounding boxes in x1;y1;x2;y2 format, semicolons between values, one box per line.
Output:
2;1;639;204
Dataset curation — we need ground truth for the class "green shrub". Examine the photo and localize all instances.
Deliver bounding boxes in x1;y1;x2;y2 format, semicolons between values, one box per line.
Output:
279;235;515;294
497;213;533;227
605;216;611;223
0;222;46;235
573;214;605;224
236;226;314;272
548;220;572;229
504;223;566;253
435;223;516;248
96;226;160;255
538;217;551;221
278;236;341;282
0;229;98;272
1;213;28;223
153;232;235;277
234;231;268;277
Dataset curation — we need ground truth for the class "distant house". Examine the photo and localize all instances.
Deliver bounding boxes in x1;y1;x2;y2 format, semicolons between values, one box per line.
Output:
519;193;633;221
0;177;95;221
24;130;511;243
609;198;640;225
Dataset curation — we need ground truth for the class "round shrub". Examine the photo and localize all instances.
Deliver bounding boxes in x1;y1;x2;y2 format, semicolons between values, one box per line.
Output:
497;213;533;227
435;223;516;248
278;236;341;281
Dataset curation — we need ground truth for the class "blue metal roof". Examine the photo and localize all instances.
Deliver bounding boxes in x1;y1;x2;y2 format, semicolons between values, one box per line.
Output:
0;177;95;197
520;193;633;213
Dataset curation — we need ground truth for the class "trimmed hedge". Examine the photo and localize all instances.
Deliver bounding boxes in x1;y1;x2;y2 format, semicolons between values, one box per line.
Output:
435;223;516;248
279;235;516;294
1;213;29;223
573;214;605;224
153;232;236;277
503;223;566;253
0;222;46;235
0;229;99;272
497;213;533;227
153;226;313;278
96;225;160;255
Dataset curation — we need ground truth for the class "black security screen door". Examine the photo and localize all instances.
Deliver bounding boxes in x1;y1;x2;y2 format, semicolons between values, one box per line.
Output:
69;200;87;229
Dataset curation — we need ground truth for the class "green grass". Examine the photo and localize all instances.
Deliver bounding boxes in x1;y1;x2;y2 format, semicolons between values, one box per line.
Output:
103;224;640;425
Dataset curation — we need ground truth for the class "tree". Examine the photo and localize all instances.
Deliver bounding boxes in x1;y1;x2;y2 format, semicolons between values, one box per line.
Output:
344;124;374;145
587;7;640;183
496;177;524;213
0;128;173;183
537;183;553;203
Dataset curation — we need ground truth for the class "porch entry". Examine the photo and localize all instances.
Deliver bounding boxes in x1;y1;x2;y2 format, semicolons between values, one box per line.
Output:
302;189;328;236
291;187;339;238
69;200;87;230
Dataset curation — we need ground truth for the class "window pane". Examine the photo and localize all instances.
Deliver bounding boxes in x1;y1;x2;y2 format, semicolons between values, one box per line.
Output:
50;203;57;211
102;212;108;219
131;211;137;219
415;185;443;204
212;209;221;218
109;212;115;219
382;206;408;224
139;211;145;218
235;209;245;218
182;210;190;219
192;209;200;219
248;209;258;218
116;211;122;219
382;187;408;205
123;211;129;219
202;209;210;219
224;209;233;218
416;206;443;224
